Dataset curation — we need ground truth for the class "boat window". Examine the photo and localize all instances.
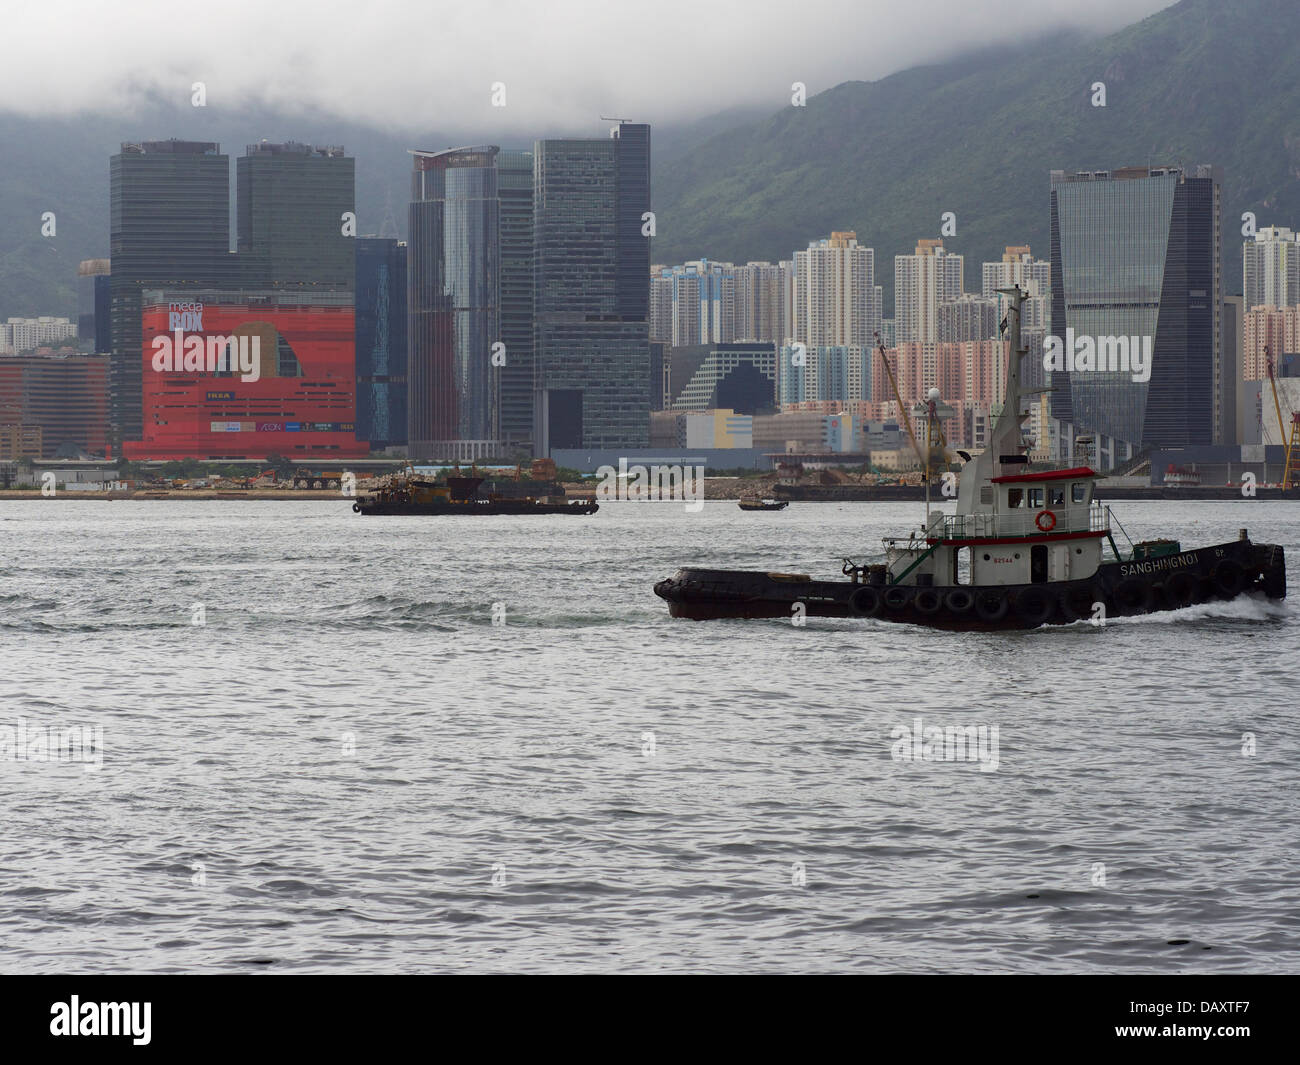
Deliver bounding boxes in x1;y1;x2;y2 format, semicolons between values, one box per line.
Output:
1007;488;1024;508
1028;488;1044;508
1048;487;1065;507
1072;482;1087;503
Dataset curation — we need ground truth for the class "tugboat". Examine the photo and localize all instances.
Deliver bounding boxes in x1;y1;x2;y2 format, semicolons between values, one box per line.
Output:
354;468;598;515
654;286;1287;629
738;497;788;511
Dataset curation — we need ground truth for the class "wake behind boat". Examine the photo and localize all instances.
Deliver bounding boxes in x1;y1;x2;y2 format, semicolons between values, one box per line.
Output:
654;286;1287;630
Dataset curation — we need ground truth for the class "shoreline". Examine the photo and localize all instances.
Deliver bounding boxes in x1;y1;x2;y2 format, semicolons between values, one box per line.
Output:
2;486;1297;502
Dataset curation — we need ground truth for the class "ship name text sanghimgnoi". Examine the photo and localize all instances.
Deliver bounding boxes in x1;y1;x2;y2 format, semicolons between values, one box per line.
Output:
1119;551;1200;577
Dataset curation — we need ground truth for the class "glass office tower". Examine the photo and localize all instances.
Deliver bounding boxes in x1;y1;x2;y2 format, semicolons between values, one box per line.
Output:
533;123;652;451
406;146;501;461
1049;164;1221;447
108;139;239;445
237;141;355;290
355;237;408;450
498;149;535;449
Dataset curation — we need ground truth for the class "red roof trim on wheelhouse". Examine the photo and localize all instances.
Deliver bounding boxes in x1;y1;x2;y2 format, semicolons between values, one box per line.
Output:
990;466;1099;484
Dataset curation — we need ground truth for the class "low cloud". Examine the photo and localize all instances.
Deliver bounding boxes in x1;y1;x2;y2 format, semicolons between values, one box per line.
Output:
2;0;1175;133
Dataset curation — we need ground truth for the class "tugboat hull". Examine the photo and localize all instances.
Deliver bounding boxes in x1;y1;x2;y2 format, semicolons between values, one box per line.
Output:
653;539;1286;630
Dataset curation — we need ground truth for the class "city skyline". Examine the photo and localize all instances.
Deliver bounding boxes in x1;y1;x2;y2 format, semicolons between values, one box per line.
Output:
9;78;1300;467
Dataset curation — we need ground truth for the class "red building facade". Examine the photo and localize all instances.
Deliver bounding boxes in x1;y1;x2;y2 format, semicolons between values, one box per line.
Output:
0;354;110;458
124;290;365;460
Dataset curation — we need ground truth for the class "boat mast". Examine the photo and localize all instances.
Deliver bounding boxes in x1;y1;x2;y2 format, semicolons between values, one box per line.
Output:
956;284;1026;514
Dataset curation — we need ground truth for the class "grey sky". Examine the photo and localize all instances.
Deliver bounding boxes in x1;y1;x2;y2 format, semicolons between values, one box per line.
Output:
4;0;1176;132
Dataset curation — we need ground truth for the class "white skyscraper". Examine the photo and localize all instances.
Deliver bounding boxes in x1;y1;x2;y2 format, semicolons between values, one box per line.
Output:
982;246;1051;336
982;245;1050;300
895;239;963;343
1243;226;1300;310
733;261;789;344
791;232;879;349
652;260;736;347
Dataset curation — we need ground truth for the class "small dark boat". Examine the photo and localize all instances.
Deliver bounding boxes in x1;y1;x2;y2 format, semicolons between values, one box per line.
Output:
654;286;1286;630
738;498;788;511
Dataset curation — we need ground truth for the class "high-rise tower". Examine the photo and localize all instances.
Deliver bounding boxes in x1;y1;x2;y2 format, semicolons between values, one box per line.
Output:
533;123;652;452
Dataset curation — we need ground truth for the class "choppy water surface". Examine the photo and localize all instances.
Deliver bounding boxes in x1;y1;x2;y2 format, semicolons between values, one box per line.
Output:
0;498;1297;973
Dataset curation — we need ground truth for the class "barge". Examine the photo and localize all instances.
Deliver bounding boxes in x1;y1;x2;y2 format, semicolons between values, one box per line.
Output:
353;472;598;516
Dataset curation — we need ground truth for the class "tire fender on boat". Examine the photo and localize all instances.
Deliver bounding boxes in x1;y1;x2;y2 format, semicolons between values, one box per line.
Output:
1113;578;1152;613
974;588;1009;622
913;587;943;614
849;585;882;617
1060;582;1103;621
1212;559;1244;597
352;502;361;513
1015;585;1054;627
1162;570;1198;607
944;588;975;614
883;586;911;611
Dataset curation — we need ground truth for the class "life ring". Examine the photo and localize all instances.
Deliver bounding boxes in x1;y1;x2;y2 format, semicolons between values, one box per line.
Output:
974;589;1009;622
883;586;911;611
1212;559;1244;598
913;587;943;614
849;585;882;617
1015;586;1054;627
945;588;975;614
1035;509;1057;532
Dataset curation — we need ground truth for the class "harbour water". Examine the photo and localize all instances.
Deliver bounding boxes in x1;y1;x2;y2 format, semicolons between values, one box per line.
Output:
1;499;1297;973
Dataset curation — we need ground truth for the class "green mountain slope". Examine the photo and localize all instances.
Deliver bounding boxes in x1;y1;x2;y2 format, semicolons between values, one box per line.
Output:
650;0;1300;308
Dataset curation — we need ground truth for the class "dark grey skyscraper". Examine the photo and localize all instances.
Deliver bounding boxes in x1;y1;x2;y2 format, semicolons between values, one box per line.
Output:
407;147;501;461
355;237;408;450
1049;164;1221;448
109;139;239;445
613;123;651;322
533;122;652;452
237;141;355;289
498;148;535;448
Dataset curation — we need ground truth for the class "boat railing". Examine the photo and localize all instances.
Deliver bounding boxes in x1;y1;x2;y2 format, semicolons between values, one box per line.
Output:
929;502;1112;540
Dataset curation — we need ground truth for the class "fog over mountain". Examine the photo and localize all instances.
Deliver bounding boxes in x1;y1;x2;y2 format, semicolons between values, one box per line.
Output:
12;0;1280;321
3;1;1170;131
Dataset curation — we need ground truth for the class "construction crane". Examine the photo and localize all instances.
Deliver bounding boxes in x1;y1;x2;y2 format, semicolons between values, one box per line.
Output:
1263;345;1300;487
873;334;948;475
